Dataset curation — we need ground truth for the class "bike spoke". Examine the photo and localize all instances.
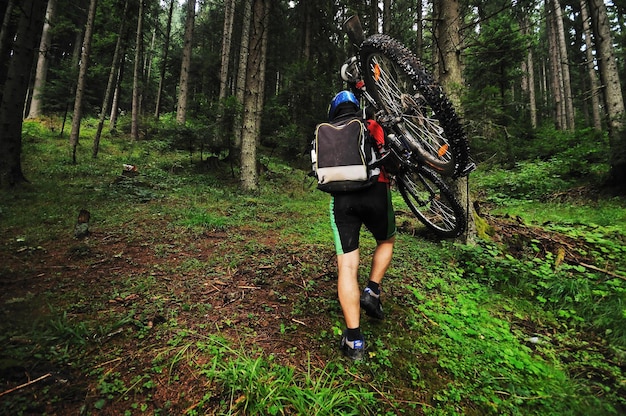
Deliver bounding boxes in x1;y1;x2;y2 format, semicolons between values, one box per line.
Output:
402;116;452;163
360;34;471;177
407;184;455;231
367;56;404;115
397;168;465;237
368;54;452;164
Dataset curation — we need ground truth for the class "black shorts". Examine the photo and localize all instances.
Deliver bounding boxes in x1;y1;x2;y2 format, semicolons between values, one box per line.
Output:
329;182;396;255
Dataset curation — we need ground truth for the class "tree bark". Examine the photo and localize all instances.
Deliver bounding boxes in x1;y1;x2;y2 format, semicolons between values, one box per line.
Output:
546;1;565;130
69;0;97;164
552;0;575;130
93;0;128;158
155;0;174;119
255;0;269;130
240;0;269;192
131;0;144;140
26;0;56;119
416;0;423;60
0;0;16;90
434;0;476;244
176;0;195;125
520;12;537;128
109;50;125;130
579;0;602;130
0;0;47;187
589;0;626;188
383;0;391;34
233;0;252;150
370;0;378;34
219;0;235;101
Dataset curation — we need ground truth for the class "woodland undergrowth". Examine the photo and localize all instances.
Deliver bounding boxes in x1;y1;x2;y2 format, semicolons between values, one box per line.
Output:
0;118;624;415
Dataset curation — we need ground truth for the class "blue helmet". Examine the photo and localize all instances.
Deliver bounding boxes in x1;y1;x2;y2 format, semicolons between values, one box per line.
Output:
328;91;359;120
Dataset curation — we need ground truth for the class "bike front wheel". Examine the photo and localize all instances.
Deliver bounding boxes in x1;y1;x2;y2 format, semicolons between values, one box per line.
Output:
396;166;466;238
360;34;470;178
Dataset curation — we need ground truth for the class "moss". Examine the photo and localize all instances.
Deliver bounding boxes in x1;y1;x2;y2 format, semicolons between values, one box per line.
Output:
474;212;495;240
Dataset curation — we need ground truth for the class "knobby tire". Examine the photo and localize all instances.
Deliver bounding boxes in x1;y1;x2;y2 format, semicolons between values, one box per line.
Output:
360;34;470;178
396;166;466;238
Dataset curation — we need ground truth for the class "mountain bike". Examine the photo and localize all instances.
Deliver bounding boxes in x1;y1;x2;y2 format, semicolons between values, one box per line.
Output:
342;15;473;237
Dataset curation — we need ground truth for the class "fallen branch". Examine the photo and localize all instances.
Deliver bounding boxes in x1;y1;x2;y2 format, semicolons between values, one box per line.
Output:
0;373;52;398
579;262;626;281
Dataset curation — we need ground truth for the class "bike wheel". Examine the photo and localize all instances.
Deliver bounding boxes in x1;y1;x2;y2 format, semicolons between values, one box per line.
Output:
396;166;466;238
360;34;470;178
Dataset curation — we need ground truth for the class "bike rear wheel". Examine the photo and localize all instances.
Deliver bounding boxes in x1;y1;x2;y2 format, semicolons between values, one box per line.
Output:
396;166;466;238
360;34;470;178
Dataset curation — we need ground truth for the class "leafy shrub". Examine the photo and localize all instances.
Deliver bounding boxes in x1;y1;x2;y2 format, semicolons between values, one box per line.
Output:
454;240;626;413
471;125;609;177
475;160;572;200
457;240;626;348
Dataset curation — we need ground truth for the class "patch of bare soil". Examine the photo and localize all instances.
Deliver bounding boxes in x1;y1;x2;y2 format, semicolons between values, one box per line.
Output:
0;220;340;415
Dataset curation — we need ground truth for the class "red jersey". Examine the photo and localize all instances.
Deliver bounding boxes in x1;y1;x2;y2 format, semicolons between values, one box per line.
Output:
365;119;390;183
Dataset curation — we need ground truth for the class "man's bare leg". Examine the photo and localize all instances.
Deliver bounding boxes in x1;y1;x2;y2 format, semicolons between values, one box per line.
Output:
337;249;360;329
369;236;395;284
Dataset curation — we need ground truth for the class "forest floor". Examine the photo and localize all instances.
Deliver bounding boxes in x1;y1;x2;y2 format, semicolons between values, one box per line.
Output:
0;202;612;415
1;209;335;414
2;125;625;414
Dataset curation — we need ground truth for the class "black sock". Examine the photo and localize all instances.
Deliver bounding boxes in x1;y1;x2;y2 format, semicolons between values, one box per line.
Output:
366;281;380;295
346;327;362;341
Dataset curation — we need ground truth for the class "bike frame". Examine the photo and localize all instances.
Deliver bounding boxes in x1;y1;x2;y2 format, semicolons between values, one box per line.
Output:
340;15;468;237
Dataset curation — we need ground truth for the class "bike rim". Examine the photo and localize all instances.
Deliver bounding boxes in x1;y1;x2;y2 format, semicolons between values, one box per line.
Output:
398;171;463;236
364;52;456;174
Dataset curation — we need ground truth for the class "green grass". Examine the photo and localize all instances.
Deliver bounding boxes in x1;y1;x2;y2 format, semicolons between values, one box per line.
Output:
489;198;626;231
1;118;625;415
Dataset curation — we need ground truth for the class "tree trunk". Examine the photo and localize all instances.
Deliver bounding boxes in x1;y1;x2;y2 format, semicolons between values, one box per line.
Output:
434;0;476;244
176;0;195;125
0;0;46;187
93;0;128;158
416;0;423;60
255;0;269;130
579;0;602;130
69;0;97;164
240;0;269;192
219;0;235;101
131;0;144;140
60;18;85;137
26;0;55;119
433;0;462;104
233;0;252;150
0;0;16;91
154;0;174;119
520;13;537;128
552;0;575;130
370;0;378;33
546;2;565;130
109;50;125;130
589;0;626;188
383;0;391;34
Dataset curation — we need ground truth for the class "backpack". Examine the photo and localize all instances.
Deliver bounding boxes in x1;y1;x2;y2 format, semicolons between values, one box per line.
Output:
311;116;378;193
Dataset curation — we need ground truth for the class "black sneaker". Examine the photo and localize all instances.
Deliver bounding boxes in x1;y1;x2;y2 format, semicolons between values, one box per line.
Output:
340;333;365;361
360;287;384;319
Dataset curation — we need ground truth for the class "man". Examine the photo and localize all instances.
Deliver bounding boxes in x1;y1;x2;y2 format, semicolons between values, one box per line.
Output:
326;91;397;361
